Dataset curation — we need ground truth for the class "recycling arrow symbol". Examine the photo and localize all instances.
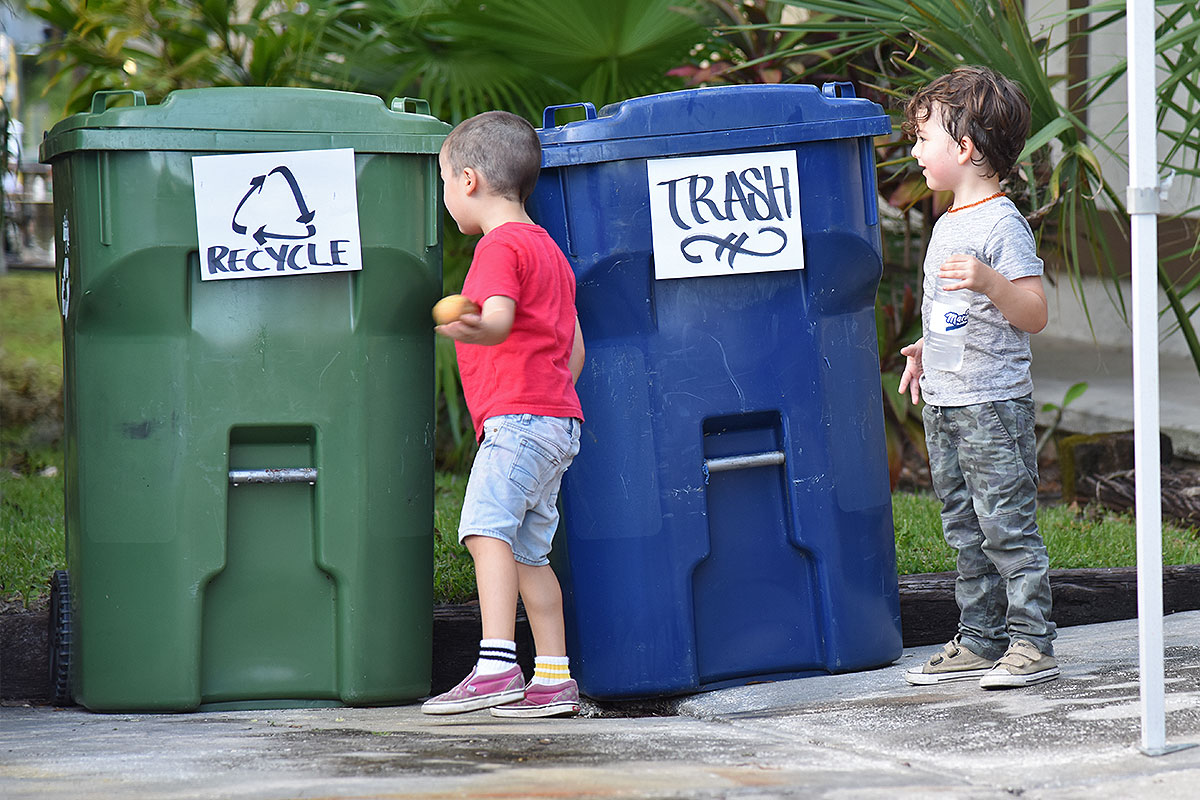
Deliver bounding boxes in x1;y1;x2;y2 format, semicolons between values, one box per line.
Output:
231;165;317;245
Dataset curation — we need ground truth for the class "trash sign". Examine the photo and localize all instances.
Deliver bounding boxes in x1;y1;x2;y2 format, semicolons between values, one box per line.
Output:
647;149;804;281
192;148;363;281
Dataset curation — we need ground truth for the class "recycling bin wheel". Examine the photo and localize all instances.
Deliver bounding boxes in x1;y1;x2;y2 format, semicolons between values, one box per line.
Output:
48;569;73;706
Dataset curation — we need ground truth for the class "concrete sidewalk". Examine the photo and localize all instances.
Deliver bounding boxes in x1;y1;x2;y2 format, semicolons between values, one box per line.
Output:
4;612;1199;799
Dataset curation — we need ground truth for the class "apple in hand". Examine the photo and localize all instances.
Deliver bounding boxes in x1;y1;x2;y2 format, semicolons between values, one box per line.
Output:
432;294;480;325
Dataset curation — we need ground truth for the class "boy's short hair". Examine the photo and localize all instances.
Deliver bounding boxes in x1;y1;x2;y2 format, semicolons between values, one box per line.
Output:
441;110;542;202
902;66;1032;179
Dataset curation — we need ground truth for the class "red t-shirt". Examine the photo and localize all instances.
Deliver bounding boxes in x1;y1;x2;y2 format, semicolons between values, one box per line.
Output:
457;222;583;441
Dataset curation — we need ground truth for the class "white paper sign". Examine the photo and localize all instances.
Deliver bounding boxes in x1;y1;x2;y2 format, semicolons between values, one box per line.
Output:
192;148;362;281
647;149;804;280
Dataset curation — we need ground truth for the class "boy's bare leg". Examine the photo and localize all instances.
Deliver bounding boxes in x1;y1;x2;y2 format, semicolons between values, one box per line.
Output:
489;562;580;718
516;562;567;657
465;535;519;642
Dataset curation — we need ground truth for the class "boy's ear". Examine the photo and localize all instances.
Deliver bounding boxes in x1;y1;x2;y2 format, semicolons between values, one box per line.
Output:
462;166;480;196
956;135;976;165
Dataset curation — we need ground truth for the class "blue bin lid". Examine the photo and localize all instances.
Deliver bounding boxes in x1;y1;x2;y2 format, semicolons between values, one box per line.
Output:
537;83;891;168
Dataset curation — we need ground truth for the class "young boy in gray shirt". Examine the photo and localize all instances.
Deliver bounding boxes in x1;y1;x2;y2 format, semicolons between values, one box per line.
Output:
898;66;1059;688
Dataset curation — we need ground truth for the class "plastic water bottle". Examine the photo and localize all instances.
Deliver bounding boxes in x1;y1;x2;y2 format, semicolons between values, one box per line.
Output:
924;279;969;372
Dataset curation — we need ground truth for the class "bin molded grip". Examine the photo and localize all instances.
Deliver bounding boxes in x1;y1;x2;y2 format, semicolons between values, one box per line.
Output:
391;97;432;116
822;82;856;99
704;450;786;474
861;137;880;226
90;90;147;114
542;103;597;130
228;468;318;485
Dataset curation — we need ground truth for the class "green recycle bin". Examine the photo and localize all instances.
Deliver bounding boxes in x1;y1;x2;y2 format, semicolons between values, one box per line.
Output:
39;87;449;711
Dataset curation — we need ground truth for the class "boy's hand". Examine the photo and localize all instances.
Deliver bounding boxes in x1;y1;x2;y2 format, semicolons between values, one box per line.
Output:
941;254;1048;334
939;253;998;293
434;295;516;345
898;338;924;405
435;311;486;343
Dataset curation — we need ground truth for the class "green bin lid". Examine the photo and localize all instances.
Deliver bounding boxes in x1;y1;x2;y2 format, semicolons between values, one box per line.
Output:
41;87;449;163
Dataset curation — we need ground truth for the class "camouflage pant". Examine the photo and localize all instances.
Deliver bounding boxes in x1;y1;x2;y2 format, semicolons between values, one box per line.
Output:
923;395;1055;659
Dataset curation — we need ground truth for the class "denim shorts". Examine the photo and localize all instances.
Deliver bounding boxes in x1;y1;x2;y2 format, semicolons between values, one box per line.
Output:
458;414;582;566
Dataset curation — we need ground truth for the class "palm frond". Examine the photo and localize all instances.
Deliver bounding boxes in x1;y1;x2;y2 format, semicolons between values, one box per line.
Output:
763;0;1200;374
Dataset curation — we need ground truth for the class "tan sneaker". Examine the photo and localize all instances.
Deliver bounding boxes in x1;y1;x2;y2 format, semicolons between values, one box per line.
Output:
979;639;1060;689
905;636;995;685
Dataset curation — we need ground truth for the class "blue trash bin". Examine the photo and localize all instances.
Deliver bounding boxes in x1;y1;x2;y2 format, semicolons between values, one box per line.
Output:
528;83;901;699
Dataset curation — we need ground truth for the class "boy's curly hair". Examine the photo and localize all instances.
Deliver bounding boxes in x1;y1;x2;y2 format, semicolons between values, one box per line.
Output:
441;110;542;202
902;66;1032;180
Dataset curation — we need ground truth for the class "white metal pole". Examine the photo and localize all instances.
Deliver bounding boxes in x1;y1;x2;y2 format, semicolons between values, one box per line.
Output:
1126;0;1166;756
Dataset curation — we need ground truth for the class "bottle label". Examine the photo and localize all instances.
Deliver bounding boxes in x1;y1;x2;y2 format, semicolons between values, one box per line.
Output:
930;300;969;336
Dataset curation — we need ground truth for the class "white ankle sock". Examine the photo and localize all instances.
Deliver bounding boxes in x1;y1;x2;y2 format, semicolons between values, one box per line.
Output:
475;639;517;675
531;656;570;686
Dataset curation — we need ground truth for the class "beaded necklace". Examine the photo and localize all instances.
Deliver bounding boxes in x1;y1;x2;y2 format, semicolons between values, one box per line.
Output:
947;191;1005;213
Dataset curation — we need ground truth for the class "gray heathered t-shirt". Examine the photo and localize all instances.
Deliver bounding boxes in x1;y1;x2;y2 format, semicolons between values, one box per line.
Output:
919;196;1044;406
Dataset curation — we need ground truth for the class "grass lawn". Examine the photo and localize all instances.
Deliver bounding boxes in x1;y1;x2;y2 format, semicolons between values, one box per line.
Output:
2;272;68;608
892;491;1200;573
0;446;65;608
433;471;475;603
7;462;1200;608
3;269;1198;608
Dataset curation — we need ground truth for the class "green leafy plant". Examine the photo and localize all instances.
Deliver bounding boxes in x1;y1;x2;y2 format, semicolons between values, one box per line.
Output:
314;0;713;124
877;282;928;489
1037;380;1089;456
29;0;347;113
433;334;476;472
749;0;1200;377
669;0;838;86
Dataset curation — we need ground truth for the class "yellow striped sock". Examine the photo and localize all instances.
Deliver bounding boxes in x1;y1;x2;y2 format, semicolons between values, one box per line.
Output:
532;657;571;686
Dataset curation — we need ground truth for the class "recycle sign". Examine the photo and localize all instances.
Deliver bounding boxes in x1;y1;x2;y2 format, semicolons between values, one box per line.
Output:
192;148;363;282
231;166;317;245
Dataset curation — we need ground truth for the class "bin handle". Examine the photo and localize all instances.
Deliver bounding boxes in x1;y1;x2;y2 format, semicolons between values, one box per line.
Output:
90;90;147;114
229;468;317;486
542;102;597;130
391;97;432;115
822;81;857;99
704;450;785;475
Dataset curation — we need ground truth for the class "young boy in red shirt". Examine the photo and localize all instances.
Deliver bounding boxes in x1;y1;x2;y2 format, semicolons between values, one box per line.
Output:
422;111;585;717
